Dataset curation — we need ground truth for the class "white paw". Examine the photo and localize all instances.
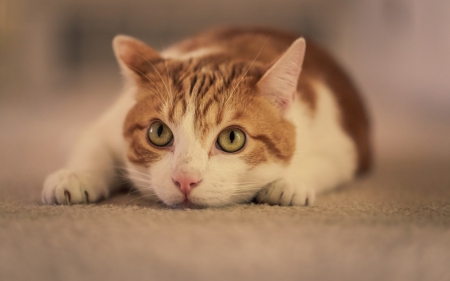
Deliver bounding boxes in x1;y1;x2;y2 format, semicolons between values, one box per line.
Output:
255;179;315;206
42;169;109;205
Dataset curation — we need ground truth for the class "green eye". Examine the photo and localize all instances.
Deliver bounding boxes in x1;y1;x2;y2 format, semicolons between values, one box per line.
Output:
217;128;246;153
147;121;173;147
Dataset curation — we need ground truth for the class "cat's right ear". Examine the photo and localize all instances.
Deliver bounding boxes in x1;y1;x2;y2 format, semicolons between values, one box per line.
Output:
113;35;162;82
257;38;306;115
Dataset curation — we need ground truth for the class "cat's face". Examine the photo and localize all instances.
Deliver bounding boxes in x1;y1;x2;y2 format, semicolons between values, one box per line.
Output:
123;58;294;207
114;35;305;207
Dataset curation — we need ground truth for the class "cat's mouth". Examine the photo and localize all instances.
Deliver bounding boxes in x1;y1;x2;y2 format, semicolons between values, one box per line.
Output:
171;199;206;209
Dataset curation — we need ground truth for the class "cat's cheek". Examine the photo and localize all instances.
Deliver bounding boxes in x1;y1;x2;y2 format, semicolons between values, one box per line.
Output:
142;155;184;205
191;158;254;206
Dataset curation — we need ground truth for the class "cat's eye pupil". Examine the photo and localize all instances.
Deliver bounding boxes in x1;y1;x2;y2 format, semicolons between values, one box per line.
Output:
230;131;235;143
217;128;245;153
157;125;163;137
148;121;173;147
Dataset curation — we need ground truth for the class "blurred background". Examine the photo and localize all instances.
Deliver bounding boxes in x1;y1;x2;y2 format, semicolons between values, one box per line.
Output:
1;0;449;187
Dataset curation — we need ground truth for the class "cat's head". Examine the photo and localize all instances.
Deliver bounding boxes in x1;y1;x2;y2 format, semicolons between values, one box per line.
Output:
113;35;306;207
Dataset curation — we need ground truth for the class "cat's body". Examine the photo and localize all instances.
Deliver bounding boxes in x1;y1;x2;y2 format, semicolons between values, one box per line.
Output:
42;27;371;207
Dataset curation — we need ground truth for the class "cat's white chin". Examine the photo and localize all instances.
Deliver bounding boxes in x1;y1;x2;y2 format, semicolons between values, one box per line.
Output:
154;187;259;208
169;199;211;209
146;186;260;208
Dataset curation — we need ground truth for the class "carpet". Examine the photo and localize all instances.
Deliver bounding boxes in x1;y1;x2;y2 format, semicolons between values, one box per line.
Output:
1;85;450;281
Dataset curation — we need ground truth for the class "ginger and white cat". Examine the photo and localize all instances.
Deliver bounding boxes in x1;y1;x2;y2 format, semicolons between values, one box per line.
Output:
42;27;371;207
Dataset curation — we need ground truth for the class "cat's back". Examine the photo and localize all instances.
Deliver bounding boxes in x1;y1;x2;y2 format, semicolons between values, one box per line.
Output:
164;26;371;173
164;26;295;63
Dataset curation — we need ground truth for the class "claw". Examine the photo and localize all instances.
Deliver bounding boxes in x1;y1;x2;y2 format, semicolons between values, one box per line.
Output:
64;190;72;205
84;191;89;204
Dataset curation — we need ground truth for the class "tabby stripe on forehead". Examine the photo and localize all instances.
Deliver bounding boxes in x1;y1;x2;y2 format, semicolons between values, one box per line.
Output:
222;77;230;88
177;68;191;82
197;75;206;96
181;98;187;113
174;80;184;95
189;76;197;96
213;94;220;103
202;98;213;116
215;107;224;126
229;66;237;82
167;107;174;123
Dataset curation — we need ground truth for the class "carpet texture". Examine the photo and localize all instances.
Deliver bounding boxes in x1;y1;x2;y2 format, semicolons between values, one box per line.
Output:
1;87;450;281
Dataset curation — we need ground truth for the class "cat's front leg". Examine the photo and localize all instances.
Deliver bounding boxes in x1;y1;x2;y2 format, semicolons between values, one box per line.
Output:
42;169;110;205
42;120;123;205
41;92;134;205
42;149;116;205
255;178;315;206
255;154;355;206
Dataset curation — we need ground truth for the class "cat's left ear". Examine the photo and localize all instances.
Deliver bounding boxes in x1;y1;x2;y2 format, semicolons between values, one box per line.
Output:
257;38;306;114
113;35;162;82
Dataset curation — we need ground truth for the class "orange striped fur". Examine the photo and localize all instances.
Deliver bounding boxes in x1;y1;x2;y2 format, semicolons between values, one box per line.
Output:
123;51;296;168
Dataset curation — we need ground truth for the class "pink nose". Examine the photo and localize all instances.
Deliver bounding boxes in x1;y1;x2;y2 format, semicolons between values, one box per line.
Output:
172;175;202;196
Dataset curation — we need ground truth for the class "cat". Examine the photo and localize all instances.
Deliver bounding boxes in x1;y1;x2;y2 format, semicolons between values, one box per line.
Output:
42;26;371;207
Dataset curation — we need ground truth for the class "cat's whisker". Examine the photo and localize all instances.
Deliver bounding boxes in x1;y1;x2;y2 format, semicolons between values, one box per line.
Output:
254;187;272;204
138;85;166;105
232;187;264;192
224;195;254;206
224;38;269;108
123;62;165;102
127;181;156;192
125;194;159;205
132;184;155;190
122;190;144;200
230;195;254;204
232;181;268;185
114;178;136;187
126;175;151;186
132;51;171;101
230;184;263;189
128;179;151;187
148;199;164;208
126;170;151;180
126;170;151;179
121;166;152;179
122;184;157;199
228;183;267;190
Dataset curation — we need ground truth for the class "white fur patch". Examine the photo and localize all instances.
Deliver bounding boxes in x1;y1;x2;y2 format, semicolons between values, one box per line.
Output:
256;79;358;205
162;47;220;61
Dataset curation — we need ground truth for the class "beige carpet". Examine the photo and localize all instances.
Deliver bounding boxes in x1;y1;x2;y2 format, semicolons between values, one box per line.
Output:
1;83;450;281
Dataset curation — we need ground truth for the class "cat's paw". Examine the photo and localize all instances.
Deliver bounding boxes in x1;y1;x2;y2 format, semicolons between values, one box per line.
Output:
42;169;108;205
255;179;315;206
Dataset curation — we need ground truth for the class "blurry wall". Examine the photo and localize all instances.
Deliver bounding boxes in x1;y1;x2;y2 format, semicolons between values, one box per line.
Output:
2;1;449;102
337;0;450;122
1;0;449;158
2;0;351;94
